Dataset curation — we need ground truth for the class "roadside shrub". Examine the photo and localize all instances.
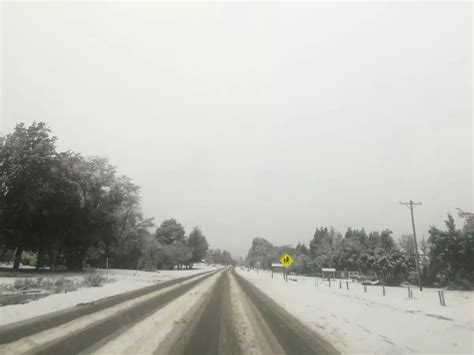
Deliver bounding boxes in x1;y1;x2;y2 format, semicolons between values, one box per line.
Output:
13;278;36;290
40;278;54;290
11;277;79;293
0;283;9;292
83;270;106;287
53;277;78;293
20;251;37;266
141;260;156;272
446;271;473;291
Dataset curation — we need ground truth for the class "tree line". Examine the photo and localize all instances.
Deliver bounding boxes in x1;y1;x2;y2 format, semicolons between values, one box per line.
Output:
0;122;233;271
141;219;209;270
205;249;235;266
246;212;473;289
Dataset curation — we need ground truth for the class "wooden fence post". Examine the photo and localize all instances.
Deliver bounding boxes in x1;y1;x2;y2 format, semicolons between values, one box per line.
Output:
438;290;447;306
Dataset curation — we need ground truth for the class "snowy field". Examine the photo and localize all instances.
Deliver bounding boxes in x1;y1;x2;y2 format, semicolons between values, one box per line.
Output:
0;263;217;326
236;268;473;354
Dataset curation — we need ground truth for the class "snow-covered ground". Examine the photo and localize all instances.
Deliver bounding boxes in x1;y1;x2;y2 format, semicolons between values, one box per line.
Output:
236;268;474;354
0;263;217;326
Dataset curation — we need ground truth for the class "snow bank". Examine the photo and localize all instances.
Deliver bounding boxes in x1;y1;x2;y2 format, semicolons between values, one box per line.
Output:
236;268;473;354
0;263;216;326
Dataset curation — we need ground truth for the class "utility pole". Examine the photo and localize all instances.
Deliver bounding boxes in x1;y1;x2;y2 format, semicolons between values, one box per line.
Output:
400;200;423;291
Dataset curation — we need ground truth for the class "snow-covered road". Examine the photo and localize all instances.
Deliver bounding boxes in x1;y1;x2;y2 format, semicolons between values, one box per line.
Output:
2;266;471;354
0;268;337;355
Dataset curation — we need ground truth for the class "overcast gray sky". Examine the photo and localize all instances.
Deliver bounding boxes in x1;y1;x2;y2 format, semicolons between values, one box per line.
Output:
1;1;472;258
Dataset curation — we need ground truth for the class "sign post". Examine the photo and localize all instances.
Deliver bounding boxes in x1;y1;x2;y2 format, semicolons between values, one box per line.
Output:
279;253;294;282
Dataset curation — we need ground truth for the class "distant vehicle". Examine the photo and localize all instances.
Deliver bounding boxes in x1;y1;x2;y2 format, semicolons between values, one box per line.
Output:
361;279;380;285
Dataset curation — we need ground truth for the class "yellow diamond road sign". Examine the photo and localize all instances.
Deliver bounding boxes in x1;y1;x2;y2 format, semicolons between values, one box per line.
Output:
279;253;294;268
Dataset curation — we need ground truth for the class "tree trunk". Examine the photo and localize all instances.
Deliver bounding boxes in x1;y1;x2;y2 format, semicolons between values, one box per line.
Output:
13;246;24;270
55;247;63;269
0;247;8;262
104;244;109;269
49;248;55;270
36;247;45;270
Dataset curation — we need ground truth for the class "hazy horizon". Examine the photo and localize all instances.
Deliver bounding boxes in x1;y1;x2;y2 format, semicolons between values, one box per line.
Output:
1;1;472;258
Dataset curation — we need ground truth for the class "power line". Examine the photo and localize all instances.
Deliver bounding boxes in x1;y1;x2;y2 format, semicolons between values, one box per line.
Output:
400;200;423;291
